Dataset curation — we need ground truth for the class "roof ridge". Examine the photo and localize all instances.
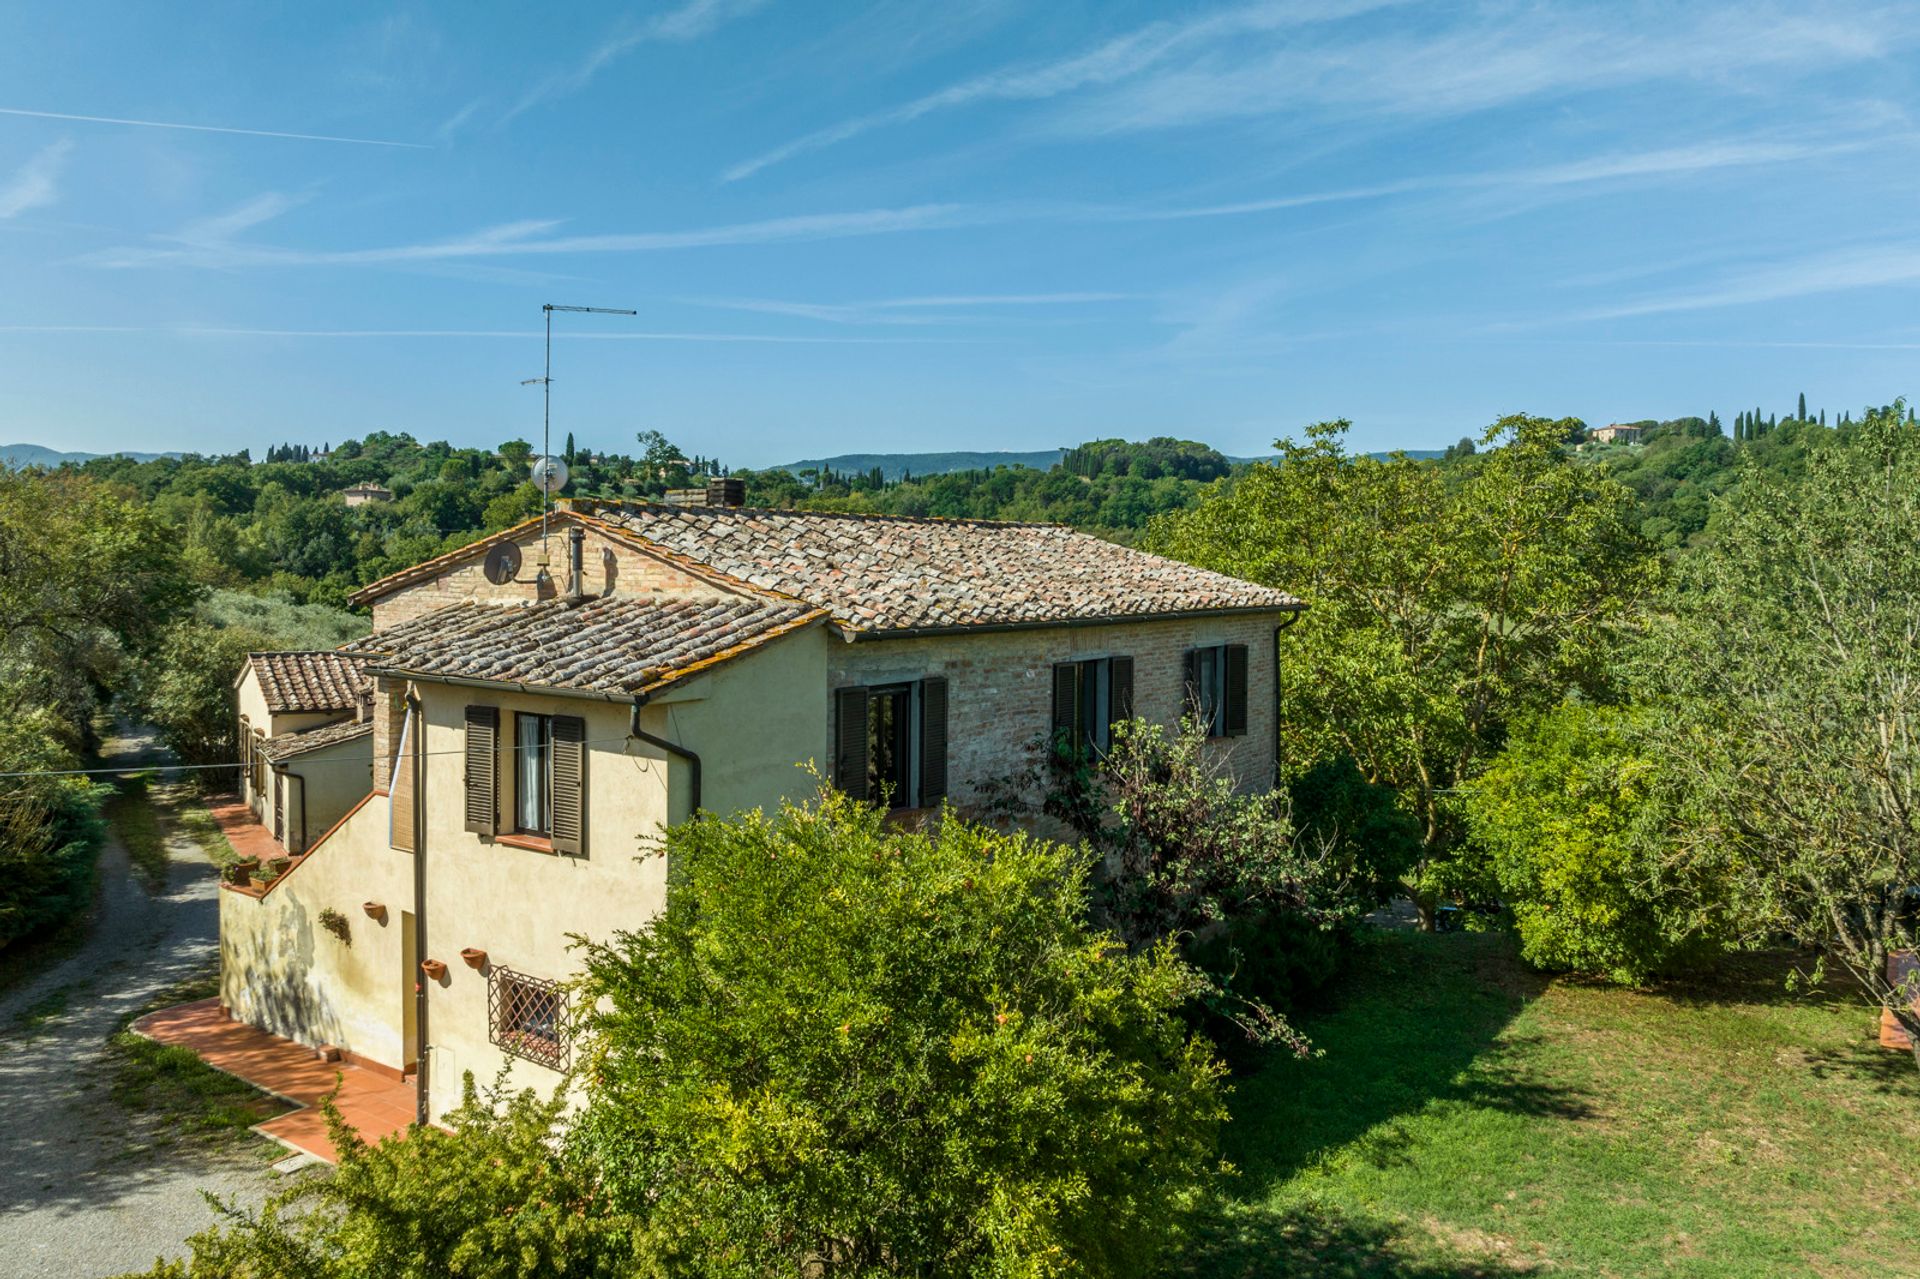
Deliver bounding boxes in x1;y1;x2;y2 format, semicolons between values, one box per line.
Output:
602;499;1067;531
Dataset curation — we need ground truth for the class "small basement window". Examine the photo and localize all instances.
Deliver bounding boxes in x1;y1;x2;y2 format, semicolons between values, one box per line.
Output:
488;967;568;1071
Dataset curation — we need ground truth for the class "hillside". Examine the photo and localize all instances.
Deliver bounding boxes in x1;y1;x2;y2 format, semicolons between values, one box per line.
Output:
774;449;1066;480
1;443;177;468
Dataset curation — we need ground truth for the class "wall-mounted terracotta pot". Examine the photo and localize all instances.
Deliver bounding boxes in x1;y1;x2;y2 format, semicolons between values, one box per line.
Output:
460;948;487;969
363;901;387;921
420;959;448;981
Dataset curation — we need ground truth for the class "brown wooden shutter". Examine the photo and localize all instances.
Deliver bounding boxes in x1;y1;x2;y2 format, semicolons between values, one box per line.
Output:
463;705;498;834
919;677;948;804
1224;644;1249;737
835;687;870;802
1108;656;1134;728
550;715;586;854
1051;663;1078;748
389;707;415;853
1182;649;1202;724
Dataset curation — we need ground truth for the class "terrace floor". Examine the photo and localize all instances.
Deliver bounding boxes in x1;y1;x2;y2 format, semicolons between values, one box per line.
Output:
131;998;414;1163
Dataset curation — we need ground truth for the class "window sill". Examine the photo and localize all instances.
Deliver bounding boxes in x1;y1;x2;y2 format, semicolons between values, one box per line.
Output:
495;833;556;854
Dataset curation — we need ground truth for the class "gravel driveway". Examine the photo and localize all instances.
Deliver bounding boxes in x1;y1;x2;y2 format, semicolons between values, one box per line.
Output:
0;722;280;1277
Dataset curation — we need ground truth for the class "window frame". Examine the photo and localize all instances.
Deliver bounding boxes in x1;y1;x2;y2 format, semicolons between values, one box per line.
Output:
866;681;920;810
514;712;553;836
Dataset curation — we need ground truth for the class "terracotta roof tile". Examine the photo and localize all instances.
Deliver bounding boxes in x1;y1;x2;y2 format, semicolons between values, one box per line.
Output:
346;594;823;696
596;504;1300;632
259;718;373;763
247;652;373;715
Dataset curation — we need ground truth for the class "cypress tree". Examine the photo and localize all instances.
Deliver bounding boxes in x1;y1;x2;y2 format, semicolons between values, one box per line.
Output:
1820;410;1826;427
565;432;575;465
1798;391;1807;422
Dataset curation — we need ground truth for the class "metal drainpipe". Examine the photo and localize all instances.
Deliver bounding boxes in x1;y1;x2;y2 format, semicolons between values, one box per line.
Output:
407;691;430;1128
1272;611;1302;789
628;698;701;818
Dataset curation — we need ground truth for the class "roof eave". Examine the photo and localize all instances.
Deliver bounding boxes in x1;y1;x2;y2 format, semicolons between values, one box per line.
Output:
837;600;1305;641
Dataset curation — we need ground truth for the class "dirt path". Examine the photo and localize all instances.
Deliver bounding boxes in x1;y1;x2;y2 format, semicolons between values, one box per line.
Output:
0;721;279;1277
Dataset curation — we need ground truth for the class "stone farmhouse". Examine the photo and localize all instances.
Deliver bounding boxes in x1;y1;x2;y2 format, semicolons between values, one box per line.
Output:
219;493;1301;1123
234;651;374;853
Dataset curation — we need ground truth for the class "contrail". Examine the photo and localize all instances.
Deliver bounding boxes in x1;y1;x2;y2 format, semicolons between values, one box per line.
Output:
0;106;430;149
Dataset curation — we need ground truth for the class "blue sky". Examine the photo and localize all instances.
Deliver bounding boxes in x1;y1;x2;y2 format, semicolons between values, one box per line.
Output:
1;0;1916;465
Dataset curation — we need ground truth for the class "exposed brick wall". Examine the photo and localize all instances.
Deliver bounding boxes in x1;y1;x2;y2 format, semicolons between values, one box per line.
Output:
371;679;405;792
827;612;1291;806
370;526;731;629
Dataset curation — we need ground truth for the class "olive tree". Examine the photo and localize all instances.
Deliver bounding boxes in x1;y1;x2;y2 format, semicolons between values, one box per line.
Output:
1152;417;1657;924
1636;405;1920;1065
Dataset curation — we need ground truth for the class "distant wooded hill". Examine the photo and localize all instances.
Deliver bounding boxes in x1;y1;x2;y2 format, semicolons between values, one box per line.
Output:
773;447;1439;478
1;443;177;468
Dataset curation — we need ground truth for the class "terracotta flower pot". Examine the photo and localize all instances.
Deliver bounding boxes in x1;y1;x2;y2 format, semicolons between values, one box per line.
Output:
420;959;448;981
363;901;387;921
460;947;487;969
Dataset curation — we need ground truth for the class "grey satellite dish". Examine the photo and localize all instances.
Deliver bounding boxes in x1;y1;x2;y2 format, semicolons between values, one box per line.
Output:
530;455;570;494
483;541;522;586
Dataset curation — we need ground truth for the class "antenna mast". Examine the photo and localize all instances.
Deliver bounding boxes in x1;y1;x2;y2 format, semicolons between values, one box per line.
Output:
521;302;637;574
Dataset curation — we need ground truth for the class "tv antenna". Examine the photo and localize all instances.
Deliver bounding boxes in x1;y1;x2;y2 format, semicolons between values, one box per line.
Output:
521;302;636;575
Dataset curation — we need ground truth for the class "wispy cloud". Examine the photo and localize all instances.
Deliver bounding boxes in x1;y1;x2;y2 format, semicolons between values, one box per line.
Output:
1136;134;1895;222
721;0;1395;181
726;2;1915;181
0;106;427;148
686;291;1135;324
0;323;967;345
81;204;974;270
505;0;772;123
1055;5;1905;135
177;192;309;243
1567;244;1920;321
0;139;73;217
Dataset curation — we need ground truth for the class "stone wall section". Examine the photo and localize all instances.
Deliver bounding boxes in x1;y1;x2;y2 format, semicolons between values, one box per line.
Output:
370;525;733;629
827;611;1292;807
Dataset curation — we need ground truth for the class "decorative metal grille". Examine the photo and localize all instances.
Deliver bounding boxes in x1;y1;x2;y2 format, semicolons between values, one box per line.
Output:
488;967;569;1071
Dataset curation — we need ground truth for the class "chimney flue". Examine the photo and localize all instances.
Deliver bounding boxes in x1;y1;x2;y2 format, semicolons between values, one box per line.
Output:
706;477;745;508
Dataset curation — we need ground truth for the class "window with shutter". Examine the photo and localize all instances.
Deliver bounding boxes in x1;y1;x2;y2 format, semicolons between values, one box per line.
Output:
1224;644;1249;737
464;705;498;834
1185;645;1242;738
835;686;870;802
919;677;948;803
1054;657;1133;756
550;715;585;855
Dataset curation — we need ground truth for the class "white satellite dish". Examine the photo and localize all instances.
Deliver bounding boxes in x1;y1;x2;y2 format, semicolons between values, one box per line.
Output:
530;455;570;494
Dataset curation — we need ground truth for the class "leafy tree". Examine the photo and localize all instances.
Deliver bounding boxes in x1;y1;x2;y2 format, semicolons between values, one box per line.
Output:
1635;405;1920;1065
128;1082;637;1278
126;621;275;779
1152;418;1658;925
573;787;1226;1277
1464;704;1735;984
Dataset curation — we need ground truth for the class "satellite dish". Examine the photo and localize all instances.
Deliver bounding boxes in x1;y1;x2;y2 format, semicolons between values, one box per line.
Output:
483;541;523;586
531;455;570;494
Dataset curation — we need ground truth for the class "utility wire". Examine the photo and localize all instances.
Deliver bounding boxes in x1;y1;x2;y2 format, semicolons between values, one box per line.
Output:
0;733;651;779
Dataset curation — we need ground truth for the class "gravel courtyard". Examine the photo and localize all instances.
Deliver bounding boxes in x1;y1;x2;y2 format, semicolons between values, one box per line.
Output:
0;723;283;1278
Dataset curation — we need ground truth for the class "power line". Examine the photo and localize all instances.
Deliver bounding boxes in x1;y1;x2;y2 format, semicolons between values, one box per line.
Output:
0;732;656;779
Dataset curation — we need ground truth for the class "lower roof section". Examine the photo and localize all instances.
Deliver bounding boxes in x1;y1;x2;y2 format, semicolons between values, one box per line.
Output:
345;593;825;699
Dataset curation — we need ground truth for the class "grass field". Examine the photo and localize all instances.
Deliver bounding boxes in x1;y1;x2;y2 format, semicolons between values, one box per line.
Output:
1180;931;1920;1278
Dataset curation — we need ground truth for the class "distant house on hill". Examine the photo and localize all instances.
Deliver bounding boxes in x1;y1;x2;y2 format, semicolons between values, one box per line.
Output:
341;483;394;507
1586;423;1645;446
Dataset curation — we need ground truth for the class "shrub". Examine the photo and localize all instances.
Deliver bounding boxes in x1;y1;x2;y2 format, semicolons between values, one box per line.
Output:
1287;754;1424;919
123;1080;636;1278
573;787;1226;1278
1463;703;1732;985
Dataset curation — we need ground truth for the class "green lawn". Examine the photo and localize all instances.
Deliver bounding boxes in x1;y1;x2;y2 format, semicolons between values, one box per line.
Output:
1179;931;1919;1278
